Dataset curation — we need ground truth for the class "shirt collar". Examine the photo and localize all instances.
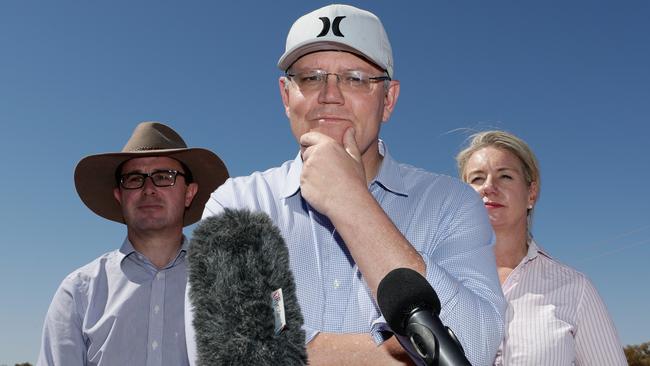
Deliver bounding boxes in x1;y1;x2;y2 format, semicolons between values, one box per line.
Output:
118;235;189;268
281;151;303;199
280;140;408;198
371;140;408;197
525;237;552;262
118;237;137;258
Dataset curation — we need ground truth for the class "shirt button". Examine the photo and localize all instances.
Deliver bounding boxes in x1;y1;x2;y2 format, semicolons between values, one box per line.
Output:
156;272;165;280
152;340;159;350
333;279;340;288
154;305;160;314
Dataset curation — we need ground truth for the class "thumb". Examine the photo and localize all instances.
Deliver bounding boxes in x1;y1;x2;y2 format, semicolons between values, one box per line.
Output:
343;127;361;162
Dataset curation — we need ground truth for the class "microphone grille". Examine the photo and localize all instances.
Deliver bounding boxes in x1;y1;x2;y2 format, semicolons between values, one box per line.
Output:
377;268;441;335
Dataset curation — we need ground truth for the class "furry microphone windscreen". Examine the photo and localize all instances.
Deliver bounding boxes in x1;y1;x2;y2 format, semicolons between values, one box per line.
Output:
188;208;307;365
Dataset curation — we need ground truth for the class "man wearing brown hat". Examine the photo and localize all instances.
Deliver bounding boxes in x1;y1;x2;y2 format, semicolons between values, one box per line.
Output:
37;122;228;366
186;4;505;366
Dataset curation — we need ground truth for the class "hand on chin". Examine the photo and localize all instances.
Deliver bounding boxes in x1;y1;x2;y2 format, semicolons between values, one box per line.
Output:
299;127;366;218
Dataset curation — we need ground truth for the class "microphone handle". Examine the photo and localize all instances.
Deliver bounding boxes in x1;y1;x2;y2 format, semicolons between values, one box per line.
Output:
407;311;472;366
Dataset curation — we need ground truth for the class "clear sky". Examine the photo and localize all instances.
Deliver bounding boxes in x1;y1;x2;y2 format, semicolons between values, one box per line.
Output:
1;1;649;364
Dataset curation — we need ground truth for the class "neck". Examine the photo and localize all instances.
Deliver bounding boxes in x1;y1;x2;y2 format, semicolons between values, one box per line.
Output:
493;224;529;269
361;140;383;184
128;227;184;269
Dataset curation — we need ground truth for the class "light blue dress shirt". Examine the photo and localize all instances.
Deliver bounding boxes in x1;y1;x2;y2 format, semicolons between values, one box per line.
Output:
186;141;505;366
38;237;190;366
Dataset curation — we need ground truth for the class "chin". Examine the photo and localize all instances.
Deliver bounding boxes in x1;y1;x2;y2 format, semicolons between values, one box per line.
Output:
131;218;170;231
489;219;508;230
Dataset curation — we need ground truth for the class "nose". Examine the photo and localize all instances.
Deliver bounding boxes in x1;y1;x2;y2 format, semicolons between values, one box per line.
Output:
318;74;344;104
141;176;158;195
479;176;497;197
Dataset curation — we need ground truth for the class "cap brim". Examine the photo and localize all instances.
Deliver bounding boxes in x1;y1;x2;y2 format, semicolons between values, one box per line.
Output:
278;41;388;75
74;148;228;226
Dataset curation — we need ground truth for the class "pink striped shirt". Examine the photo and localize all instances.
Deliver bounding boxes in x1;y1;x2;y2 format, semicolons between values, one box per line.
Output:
494;240;627;365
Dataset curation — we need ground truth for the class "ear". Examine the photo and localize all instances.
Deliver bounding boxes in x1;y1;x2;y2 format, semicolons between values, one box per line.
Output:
279;76;292;119
184;182;199;208
113;187;122;205
381;80;400;122
528;181;539;207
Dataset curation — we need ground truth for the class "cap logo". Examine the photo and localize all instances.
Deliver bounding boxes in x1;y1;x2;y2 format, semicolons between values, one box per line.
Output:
316;16;346;37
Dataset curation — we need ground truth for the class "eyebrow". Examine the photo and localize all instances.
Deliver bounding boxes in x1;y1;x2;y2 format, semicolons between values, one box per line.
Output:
121;168;180;175
466;167;518;176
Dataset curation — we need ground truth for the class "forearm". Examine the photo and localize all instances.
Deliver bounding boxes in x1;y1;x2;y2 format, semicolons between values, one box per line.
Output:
307;333;414;366
330;191;504;364
328;190;425;297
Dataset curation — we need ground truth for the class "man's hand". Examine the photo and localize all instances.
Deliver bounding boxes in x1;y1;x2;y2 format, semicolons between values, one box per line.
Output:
300;126;425;296
299;127;368;217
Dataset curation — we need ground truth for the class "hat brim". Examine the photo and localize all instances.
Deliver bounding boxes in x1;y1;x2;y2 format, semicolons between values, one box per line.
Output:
278;41;389;77
74;148;228;226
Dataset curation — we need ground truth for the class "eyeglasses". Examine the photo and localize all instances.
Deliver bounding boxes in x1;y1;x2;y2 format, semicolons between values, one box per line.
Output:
285;70;391;93
119;170;186;189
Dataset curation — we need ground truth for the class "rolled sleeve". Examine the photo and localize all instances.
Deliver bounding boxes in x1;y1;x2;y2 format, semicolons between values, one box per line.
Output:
416;187;506;366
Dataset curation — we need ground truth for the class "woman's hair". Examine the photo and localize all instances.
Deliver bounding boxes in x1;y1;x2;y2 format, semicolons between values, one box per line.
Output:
456;130;541;232
456;130;540;187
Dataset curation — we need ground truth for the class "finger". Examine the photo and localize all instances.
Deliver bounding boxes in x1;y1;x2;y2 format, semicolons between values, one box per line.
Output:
301;143;314;162
299;131;328;149
342;127;361;162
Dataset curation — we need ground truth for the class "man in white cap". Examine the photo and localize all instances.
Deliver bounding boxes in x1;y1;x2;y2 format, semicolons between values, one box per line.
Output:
187;4;505;365
38;122;228;366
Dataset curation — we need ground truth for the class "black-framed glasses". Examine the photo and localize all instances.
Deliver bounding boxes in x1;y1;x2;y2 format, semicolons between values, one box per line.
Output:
119;170;186;189
286;69;391;93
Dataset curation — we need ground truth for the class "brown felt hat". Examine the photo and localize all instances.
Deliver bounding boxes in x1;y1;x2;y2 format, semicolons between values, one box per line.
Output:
74;121;229;226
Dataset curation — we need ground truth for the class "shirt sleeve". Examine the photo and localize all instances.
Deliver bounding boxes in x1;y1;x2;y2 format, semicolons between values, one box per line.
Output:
419;185;506;366
202;191;226;219
37;275;87;366
574;276;627;365
303;325;319;344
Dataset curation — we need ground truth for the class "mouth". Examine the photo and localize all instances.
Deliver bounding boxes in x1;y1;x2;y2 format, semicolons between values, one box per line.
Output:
138;202;164;210
484;201;504;209
308;118;352;144
315;117;349;124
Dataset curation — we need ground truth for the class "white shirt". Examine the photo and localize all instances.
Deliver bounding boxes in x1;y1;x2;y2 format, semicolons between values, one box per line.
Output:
494;239;627;365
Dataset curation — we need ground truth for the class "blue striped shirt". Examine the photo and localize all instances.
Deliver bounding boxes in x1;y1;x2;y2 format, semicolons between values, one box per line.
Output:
186;141;505;366
38;238;190;366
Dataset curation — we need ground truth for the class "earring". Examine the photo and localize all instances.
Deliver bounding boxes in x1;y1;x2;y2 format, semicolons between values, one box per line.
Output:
528;204;533;209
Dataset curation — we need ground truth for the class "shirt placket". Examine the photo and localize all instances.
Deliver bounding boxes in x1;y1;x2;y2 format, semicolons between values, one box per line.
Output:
323;228;352;330
147;270;166;366
311;210;352;331
499;256;530;365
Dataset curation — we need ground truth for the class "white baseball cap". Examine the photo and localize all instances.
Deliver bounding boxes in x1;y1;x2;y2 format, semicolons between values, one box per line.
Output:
278;4;394;78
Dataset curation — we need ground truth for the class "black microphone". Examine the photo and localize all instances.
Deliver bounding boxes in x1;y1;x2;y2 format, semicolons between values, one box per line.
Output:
377;268;471;366
187;208;307;365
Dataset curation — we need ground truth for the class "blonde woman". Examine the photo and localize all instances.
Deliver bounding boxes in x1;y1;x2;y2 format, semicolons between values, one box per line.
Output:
456;130;626;365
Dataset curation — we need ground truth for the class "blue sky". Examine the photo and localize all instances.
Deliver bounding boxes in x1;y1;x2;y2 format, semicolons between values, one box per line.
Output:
1;1;649;363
